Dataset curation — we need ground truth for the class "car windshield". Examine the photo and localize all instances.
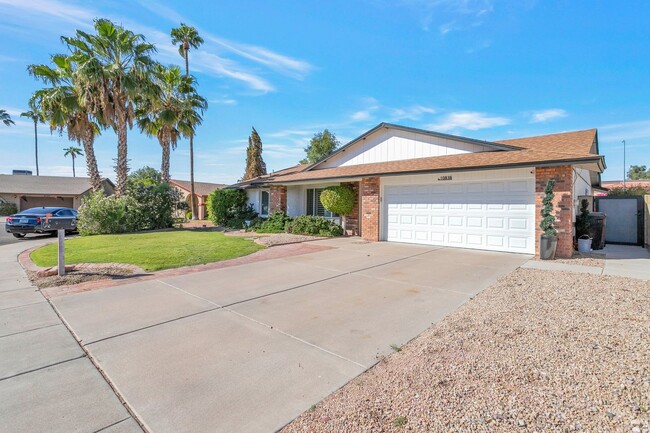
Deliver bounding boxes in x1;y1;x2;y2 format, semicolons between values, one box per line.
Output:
16;207;66;216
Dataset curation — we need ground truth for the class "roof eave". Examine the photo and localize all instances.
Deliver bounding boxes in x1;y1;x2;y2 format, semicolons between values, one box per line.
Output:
257;155;605;185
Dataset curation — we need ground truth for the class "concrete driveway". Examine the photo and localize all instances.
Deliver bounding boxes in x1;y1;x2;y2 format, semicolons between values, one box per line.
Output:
49;238;529;433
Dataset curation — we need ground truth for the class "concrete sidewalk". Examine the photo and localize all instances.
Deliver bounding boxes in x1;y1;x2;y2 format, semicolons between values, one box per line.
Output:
0;239;143;433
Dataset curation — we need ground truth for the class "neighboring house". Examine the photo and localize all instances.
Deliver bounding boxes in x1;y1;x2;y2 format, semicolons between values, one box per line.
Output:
228;123;606;258
600;180;650;194
0;174;114;211
169;179;226;220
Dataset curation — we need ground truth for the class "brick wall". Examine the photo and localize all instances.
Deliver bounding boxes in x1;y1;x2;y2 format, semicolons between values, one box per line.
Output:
269;185;287;213
535;166;574;258
341;182;360;236
361;177;380;242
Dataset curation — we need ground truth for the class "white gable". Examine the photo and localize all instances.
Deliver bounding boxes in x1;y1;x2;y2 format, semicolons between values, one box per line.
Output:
319;128;493;169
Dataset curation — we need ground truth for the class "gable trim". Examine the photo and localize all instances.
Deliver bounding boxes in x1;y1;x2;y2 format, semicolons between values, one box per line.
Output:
308;122;524;170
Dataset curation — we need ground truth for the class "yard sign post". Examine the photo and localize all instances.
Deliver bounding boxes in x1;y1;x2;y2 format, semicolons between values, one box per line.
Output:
42;214;76;277
57;229;65;276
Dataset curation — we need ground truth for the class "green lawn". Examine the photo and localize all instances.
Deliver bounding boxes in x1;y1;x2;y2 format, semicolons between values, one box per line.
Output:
30;230;265;272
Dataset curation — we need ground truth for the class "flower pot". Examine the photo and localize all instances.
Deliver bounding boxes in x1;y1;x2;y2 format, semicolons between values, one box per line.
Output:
577;236;592;253
540;235;558;260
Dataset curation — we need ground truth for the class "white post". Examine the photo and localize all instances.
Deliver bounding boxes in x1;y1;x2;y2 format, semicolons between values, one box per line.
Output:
57;229;65;276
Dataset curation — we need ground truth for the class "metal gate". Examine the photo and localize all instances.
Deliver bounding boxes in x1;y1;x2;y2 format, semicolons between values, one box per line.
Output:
595;196;645;245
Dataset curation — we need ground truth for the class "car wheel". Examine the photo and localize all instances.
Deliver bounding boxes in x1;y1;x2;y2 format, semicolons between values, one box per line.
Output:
12;233;25;239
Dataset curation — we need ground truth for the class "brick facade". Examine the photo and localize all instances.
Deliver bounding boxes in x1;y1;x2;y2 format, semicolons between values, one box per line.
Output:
341;182;360;236
361;177;380;242
535;166;574;258
269;185;287;213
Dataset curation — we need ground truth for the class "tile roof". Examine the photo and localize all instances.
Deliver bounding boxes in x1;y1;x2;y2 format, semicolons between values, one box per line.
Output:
228;128;604;187
0;175;112;195
170;179;227;196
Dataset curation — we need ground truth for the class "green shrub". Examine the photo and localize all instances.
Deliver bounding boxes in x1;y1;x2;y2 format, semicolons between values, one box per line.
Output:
286;215;343;237
225;218;247;229
575;199;591;238
539;179;557;237
206;189;249;225
256;211;292;233
0;202;18;216
78;167;180;235
247;216;266;231
320;185;355;216
126;181;180;231
77;191;139;235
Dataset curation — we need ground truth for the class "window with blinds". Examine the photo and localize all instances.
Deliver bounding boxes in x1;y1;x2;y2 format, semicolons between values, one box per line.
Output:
306;188;336;218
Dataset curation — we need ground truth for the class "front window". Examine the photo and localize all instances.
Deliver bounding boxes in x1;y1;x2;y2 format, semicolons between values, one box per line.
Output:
260;190;270;216
306;188;337;218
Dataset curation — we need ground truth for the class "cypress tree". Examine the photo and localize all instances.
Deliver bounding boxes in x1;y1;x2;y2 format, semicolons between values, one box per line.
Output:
243;127;267;181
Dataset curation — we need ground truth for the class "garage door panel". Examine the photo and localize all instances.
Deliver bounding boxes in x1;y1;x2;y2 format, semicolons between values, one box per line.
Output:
384;177;534;254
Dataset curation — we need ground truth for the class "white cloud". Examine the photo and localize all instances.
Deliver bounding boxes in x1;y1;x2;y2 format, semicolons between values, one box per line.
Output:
530;109;568;123
351;110;372;121
389;104;437;121
136;1;313;81
598;119;650;143
210;98;237;105
428;111;510;131
398;0;494;32
0;0;95;28
0;0;312;93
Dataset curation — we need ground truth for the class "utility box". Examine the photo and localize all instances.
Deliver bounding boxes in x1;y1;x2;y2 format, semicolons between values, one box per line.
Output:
41;217;77;231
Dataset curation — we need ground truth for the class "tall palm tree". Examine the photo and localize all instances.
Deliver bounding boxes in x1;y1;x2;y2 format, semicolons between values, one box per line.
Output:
20;105;45;176
171;23;204;219
29;54;103;190
136;65;185;182
0;109;14;126
64;19;157;195
63;146;83;177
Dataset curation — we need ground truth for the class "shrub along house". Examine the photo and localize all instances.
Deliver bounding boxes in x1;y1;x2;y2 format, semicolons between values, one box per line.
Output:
228;123;606;258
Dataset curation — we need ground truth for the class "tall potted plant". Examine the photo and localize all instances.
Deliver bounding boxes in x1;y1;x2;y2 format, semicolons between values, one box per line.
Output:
575;198;592;253
539;179;558;260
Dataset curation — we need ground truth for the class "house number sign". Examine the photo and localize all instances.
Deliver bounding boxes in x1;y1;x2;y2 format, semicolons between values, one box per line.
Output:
437;175;453;181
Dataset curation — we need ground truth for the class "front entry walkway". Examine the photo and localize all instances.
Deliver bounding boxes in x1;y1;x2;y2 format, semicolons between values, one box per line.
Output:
42;238;528;433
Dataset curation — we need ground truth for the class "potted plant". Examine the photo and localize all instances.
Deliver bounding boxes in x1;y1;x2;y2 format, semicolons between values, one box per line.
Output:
539;179;558;260
575;198;592;253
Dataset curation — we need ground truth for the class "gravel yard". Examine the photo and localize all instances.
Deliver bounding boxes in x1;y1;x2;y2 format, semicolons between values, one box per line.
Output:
254;233;326;247
282;268;650;433
534;252;606;268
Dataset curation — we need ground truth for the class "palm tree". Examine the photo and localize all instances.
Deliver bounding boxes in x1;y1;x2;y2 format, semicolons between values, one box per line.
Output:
64;19;157;195
171;23;204;219
136;65;185;182
29;54;103;190
63;146;83;177
20;105;45;176
0;109;14;126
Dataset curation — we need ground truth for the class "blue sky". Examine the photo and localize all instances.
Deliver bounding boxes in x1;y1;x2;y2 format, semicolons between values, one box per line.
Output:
1;0;648;183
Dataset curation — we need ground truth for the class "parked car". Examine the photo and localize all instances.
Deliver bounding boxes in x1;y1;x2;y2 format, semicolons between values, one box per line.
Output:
5;207;78;238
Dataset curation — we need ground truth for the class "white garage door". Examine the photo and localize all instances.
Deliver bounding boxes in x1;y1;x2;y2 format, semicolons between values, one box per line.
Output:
384;177;535;254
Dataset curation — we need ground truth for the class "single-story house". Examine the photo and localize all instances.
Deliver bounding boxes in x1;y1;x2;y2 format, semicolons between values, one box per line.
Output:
600;180;650;194
0;174;114;211
169;179;226;220
229;123;606;258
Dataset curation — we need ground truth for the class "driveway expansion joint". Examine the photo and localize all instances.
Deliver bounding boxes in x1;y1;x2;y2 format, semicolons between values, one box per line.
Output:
0;322;62;339
158;279;367;369
0;354;87;381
